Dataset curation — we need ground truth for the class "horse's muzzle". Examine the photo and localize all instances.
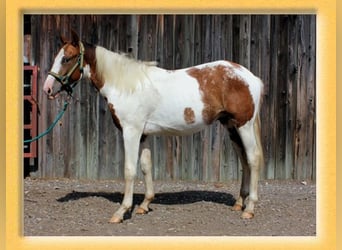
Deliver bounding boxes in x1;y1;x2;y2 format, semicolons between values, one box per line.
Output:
43;76;57;99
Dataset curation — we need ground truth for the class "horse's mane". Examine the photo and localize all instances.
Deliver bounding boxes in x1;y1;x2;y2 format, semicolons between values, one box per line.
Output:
95;45;158;93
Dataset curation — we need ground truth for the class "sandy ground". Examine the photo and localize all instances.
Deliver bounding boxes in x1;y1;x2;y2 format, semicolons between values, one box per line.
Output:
24;178;316;236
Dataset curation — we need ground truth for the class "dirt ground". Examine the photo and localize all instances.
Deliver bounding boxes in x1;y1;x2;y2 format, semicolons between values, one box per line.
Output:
24;178;316;236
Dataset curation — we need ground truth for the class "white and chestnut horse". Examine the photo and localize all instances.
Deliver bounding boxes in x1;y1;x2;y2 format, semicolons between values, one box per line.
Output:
43;30;264;223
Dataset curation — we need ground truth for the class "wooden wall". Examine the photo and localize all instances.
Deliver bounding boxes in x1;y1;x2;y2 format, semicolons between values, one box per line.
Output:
30;15;316;181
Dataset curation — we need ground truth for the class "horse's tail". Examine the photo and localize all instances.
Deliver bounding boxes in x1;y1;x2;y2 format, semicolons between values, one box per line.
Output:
254;111;264;170
254;77;264;170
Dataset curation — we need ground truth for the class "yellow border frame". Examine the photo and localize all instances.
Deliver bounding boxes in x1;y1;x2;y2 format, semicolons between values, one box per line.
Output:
337;1;342;249
3;0;337;249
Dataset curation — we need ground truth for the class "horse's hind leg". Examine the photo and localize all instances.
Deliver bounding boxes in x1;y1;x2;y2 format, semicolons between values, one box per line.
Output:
228;127;251;213
237;119;263;219
136;148;155;214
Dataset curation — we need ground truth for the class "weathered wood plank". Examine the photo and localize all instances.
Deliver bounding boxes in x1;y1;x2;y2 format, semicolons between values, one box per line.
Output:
275;15;289;179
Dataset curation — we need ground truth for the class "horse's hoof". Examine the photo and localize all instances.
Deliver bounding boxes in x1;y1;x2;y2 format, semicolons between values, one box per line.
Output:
109;215;123;223
241;211;254;219
231;204;243;211
136;207;148;215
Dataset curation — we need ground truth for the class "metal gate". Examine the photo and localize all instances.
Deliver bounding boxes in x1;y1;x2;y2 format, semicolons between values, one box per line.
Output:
23;65;38;159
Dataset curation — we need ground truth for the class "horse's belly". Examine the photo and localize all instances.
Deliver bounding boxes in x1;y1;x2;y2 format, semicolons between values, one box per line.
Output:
143;104;206;136
143;120;206;136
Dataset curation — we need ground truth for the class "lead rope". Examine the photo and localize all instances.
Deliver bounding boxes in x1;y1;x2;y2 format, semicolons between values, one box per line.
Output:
24;101;69;144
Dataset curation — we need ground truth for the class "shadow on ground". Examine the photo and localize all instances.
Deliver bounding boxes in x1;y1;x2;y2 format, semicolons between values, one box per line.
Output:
57;190;235;207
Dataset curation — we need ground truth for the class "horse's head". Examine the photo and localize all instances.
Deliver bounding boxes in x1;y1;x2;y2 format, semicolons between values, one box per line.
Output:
43;30;84;99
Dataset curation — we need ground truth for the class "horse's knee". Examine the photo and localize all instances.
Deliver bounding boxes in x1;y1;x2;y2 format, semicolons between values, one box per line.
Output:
124;163;137;180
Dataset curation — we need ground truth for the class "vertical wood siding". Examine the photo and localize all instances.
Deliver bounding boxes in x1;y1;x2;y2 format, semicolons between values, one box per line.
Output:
30;15;316;181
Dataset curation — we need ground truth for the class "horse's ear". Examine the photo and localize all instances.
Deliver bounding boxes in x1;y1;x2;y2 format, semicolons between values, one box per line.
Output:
60;34;68;45
71;29;80;46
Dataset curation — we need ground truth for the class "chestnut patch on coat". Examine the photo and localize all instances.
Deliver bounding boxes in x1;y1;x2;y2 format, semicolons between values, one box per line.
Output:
108;103;122;131
184;107;195;124
64;44;78;59
187;64;254;127
83;44;105;90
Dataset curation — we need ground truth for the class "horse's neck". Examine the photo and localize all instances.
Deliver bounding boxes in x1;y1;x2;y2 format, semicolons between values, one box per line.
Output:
92;46;155;93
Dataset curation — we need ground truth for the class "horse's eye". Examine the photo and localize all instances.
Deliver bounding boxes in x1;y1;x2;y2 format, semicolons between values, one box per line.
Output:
61;57;70;64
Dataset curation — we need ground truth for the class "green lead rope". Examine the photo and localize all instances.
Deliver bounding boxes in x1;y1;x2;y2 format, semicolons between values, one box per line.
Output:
24;101;69;144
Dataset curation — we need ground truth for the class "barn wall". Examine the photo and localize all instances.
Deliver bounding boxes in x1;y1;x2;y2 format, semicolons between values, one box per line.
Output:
30;15;316;181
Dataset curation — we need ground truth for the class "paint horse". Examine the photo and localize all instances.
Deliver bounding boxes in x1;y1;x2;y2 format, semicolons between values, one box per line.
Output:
43;30;264;223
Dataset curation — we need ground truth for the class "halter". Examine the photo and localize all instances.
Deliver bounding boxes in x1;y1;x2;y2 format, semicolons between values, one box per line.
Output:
48;41;85;96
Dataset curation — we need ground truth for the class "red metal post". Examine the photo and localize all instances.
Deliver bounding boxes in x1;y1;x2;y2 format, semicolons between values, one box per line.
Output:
24;65;38;158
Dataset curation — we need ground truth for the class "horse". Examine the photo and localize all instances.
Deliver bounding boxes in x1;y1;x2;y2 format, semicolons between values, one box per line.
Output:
43;30;264;223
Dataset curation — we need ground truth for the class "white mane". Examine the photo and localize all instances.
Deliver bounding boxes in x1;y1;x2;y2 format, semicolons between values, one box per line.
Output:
95;46;157;92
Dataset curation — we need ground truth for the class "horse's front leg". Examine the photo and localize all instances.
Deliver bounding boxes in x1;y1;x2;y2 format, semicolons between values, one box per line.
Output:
136;148;154;214
109;126;142;223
